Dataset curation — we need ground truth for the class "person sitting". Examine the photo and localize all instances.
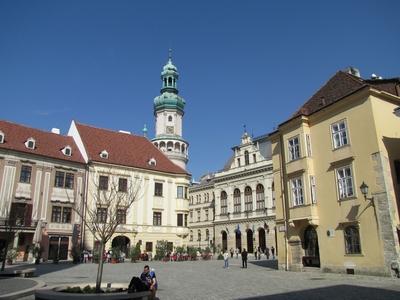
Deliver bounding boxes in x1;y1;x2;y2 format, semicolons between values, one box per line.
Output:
140;265;157;299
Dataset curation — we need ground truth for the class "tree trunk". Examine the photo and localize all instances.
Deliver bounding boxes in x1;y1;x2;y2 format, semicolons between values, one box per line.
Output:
95;241;105;293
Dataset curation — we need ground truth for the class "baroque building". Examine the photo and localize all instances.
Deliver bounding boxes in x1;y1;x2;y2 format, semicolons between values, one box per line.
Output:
0;120;85;261
189;132;276;254
270;68;400;276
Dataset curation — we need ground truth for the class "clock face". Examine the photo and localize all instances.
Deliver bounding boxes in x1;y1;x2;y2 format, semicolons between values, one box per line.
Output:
166;126;174;134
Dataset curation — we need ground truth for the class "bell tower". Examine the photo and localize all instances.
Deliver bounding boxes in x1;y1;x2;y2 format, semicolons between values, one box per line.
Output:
152;51;189;170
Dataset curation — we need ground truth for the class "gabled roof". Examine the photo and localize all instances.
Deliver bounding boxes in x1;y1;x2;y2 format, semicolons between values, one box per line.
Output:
0;120;85;164
74;122;189;175
291;71;400;120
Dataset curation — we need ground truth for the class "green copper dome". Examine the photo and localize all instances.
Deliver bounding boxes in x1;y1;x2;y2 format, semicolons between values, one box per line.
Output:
154;92;185;113
154;52;185;114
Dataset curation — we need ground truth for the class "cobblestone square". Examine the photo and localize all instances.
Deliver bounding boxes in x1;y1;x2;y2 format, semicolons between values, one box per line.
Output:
11;258;400;299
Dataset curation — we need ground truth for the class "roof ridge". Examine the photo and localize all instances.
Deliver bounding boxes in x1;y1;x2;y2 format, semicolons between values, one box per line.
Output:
0;119;71;138
74;120;141;138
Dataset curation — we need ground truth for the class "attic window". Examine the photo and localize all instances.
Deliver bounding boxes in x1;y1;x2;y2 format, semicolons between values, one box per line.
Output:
0;131;4;144
25;138;36;150
100;150;109;159
62;146;72;156
148;158;157;166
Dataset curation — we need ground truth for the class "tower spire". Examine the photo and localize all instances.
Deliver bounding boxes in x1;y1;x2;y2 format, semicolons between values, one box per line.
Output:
168;48;172;61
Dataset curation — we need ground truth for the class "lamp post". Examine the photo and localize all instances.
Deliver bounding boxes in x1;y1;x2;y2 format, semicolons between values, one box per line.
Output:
359;181;374;206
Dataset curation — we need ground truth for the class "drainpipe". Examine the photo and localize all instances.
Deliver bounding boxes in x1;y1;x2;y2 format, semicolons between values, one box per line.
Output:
279;133;290;271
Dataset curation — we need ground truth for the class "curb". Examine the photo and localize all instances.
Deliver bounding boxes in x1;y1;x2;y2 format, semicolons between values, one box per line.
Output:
0;278;46;300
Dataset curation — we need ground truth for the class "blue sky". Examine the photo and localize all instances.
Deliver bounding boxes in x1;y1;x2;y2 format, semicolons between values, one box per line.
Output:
1;0;399;180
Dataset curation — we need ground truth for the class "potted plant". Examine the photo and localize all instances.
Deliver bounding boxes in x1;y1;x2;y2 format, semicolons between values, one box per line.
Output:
130;243;141;263
6;247;18;265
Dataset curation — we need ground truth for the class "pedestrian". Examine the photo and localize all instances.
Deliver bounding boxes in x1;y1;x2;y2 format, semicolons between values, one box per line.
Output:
230;248;234;258
223;250;229;269
254;249;257;260
257;247;261;260
83;250;88;263
271;246;275;259
235;248;239;259
140;265;158;299
241;248;248;268
265;247;270;259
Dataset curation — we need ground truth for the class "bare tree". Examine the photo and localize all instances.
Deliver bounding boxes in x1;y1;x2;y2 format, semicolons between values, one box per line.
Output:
70;170;141;292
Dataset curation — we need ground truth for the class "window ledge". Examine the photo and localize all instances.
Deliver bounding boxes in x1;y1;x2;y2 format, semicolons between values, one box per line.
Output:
344;253;363;257
338;196;357;202
332;144;351;152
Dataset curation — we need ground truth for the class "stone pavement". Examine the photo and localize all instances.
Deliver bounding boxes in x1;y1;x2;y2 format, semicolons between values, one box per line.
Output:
6;258;400;299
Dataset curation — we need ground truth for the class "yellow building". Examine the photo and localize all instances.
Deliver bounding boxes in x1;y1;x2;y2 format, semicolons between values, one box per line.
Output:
270;68;400;276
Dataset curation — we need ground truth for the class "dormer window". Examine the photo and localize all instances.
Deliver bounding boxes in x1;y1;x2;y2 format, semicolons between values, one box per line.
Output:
25;138;36;149
0;131;4;144
62;146;72;156
148;158;157;166
100;150;109;159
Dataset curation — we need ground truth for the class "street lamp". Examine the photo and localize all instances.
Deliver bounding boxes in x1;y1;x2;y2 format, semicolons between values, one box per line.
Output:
359;181;374;206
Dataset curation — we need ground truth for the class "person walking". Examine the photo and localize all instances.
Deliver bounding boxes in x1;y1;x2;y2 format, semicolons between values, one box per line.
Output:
257;247;261;260
223;250;229;269
271;246;275;259
241;248;248;268
230;248;234;258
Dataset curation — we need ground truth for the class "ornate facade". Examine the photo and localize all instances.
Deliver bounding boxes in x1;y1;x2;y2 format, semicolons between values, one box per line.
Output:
189;132;276;254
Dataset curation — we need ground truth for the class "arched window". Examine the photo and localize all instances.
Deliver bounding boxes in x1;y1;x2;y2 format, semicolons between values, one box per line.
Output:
25;137;36;150
190;230;193;241
244;151;250;165
198;194;202;203
164;78;167;87
205;229;210;242
181;144;185;153
233;188;241;213
256;184;265;210
168;77;172;86
344;225;361;254
220;191;228;215
159;141;166;151
197;230;201;242
168;115;173;122
167;141;173;151
244;186;253;211
174;142;180;151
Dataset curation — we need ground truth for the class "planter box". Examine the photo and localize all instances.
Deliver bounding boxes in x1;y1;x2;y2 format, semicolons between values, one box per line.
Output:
35;284;151;300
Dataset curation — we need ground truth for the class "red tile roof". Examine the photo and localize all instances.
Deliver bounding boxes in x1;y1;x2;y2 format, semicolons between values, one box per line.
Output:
0;120;85;164
74;122;189;175
291;71;400;120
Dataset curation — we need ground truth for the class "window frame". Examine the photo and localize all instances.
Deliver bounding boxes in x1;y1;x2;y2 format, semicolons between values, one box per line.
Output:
177;186;184;199
233;188;241;213
154;182;163;197
19;165;32;183
177;213;183;227
153;211;162;226
244;186;253;212
290;177;304;206
310;175;317;204
256;184;265;210
331;119;349;149
96;207;108;223
220;191;228;215
99;175;109;191
336;165;355;200
116;208;127;224
118;178;128;193
288;136;301;161
344;225;362;254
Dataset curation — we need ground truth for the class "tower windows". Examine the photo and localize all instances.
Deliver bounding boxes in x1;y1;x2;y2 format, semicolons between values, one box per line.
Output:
168;77;172;86
244;151;250;165
168;115;173;122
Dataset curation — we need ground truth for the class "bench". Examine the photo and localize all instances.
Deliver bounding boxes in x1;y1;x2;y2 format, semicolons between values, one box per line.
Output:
0;268;36;278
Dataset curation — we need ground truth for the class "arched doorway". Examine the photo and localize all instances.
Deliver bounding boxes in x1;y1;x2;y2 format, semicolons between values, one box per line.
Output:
246;229;254;253
111;236;130;255
303;226;320;267
258;228;266;251
222;231;228;251
235;230;242;251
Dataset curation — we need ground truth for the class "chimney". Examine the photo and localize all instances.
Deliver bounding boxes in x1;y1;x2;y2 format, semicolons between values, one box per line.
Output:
346;67;361;78
51;128;60;134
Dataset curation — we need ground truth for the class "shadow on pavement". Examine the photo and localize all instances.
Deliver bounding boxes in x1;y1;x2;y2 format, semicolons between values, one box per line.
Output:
249;259;278;270
1;261;79;277
237;285;400;300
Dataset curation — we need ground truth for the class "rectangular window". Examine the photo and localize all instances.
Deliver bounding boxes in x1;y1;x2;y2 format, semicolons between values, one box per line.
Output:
190;211;193;222
177;186;184;198
65;173;74;189
288;136;300;161
331;120;349;149
221;198;228;215
237;158;241;167
55;171;65;187
51;206;62;223
310;176;317;204
20;165;32;183
153;212;162;226
118;178;127;192
184;214;188;227
62;207;71;223
184;187;188;199
253;153;257;163
146;242;153;252
99;176;109;190
306;134;312;157
205;209;209;221
177;213;183;226
96;208;107;223
291;177;304;206
117;209;126;224
197;210;201;222
154;182;163;196
336;165;354;199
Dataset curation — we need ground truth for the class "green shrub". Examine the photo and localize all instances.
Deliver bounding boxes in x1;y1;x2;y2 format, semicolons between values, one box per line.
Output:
130;243;141;262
